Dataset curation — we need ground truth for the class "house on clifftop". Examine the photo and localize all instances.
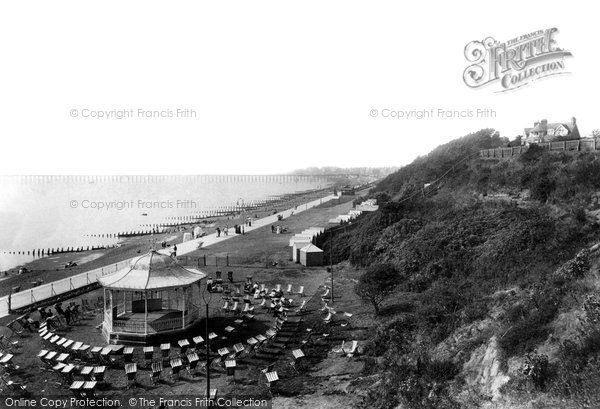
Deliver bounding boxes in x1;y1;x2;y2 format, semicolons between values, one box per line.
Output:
524;117;580;144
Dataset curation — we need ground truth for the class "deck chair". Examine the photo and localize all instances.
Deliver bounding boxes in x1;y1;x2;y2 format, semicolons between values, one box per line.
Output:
192;336;205;351
80;366;94;381
143;346;154;365
124;363;137;389
246;338;258;356
242;304;254;313
259;299;267;309
225;359;236;379
123;347;134;363
265;329;277;343
232;343;245;358
170;358;183;381
81;299;94;313
70;380;84;397
297;286;305;297
0;335;20;352
7;321;25;338
275;284;282;292
205;388;217;400
0;353;20;373
296;300;307;314
186;352;200;375
60;364;76;385
264;371;279;390
291;349;305;372
93;366;106;383
82;381;97;397
5;378;27;394
322;287;330;298
222;301;230;312
286;284;293;294
343;340;359;357
178;339;190;355
160;343;171;361
150;362;163;385
230;302;239;314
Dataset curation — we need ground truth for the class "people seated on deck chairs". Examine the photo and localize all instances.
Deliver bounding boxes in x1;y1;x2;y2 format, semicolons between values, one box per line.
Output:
54;303;70;325
21;314;37;330
39;307;51;321
69;303;81;323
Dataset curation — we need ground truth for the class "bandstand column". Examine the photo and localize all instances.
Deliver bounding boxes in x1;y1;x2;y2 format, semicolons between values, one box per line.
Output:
182;287;186;329
144;291;148;335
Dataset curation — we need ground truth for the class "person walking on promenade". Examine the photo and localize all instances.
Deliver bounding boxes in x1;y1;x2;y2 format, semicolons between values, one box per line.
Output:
216;227;221;237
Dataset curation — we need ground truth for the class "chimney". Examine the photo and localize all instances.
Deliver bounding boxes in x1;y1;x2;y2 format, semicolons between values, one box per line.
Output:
540;119;548;133
572;116;576;126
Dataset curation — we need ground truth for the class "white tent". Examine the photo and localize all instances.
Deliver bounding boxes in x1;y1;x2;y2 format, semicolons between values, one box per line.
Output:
292;240;312;262
299;244;324;266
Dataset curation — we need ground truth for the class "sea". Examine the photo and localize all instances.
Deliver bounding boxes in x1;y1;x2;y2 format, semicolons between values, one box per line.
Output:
0;175;333;271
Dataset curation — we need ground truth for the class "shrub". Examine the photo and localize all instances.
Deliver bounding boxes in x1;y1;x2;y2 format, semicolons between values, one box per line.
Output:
355;263;402;315
551;249;591;285
520;352;551;389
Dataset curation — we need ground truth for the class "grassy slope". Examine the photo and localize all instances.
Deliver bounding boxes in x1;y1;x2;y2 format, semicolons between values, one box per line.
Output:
323;130;600;408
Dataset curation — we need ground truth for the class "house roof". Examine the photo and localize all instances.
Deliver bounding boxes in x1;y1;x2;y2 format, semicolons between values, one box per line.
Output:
98;250;206;290
530;123;572;133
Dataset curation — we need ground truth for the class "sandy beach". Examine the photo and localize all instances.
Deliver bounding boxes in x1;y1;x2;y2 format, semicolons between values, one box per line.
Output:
0;189;343;299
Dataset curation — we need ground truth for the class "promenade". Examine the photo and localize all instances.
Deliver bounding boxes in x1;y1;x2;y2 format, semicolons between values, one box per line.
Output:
0;194;337;317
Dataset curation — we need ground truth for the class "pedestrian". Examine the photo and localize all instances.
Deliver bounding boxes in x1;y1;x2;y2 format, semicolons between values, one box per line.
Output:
224;225;229;236
63;305;72;325
216;227;221;237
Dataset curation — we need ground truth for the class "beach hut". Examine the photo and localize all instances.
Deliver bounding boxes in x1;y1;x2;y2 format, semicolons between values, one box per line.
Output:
98;250;206;345
299;244;324;267
182;232;193;242
292;240;312;262
289;235;313;247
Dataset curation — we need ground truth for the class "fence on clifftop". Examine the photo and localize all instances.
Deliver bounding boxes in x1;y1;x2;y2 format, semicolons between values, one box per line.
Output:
480;139;599;159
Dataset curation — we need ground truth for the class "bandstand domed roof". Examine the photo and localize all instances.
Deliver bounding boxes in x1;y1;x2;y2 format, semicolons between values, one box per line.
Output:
98;250;206;291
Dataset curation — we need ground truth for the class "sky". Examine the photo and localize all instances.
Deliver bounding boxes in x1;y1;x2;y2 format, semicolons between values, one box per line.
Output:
0;1;597;175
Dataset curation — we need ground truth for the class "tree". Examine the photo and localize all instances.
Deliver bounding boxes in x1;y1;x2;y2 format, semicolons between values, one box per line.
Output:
355;263;401;315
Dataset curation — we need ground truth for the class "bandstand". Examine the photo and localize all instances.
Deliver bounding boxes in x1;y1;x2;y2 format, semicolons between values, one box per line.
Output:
98;250;206;345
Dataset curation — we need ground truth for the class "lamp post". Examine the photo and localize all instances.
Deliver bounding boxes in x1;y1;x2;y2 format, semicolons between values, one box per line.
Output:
237;198;244;235
330;231;334;304
201;281;213;398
